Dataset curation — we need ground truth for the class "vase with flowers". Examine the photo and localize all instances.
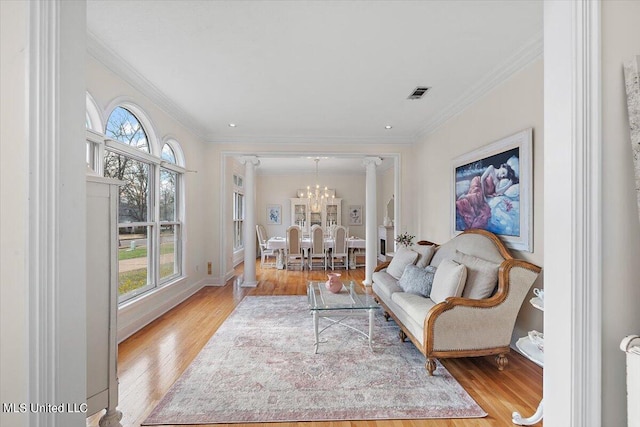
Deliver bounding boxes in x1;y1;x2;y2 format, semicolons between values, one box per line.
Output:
395;231;415;248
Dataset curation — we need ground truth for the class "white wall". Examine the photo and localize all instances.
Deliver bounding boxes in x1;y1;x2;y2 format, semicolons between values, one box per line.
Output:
256;172;367;239
601;1;640;424
413;59;544;345
0;2;29;425
86;56;209;340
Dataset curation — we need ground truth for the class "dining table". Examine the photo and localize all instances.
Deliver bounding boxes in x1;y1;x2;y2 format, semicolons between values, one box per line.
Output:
267;236;365;269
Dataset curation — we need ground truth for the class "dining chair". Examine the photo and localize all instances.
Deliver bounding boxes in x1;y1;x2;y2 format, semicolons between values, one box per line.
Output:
256;224;277;268
308;225;327;270
285;225;305;270
329;225;349;270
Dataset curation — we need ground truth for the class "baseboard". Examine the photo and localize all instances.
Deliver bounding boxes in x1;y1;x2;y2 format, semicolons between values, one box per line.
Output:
117;277;206;343
224;269;236;283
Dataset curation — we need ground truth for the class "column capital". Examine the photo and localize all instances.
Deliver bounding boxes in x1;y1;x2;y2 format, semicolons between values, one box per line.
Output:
239;155;260;166
362;156;382;167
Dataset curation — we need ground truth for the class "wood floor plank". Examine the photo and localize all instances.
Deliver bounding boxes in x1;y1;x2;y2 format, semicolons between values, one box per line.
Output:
87;262;542;427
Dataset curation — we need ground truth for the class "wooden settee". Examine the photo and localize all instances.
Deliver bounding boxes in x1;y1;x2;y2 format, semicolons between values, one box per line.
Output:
372;229;541;375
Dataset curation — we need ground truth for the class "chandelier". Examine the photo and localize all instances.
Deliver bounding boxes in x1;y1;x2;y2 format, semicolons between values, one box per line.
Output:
307;158;331;213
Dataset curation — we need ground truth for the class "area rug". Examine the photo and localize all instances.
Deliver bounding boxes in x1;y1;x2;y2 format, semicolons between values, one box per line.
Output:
143;296;486;425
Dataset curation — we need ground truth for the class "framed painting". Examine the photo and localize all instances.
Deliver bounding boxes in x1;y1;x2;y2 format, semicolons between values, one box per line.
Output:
266;204;281;225
348;205;362;225
624;56;640;222
451;128;533;251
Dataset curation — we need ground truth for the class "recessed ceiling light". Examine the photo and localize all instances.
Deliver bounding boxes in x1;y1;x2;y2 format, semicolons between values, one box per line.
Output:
385;125;393;130
228;123;237;127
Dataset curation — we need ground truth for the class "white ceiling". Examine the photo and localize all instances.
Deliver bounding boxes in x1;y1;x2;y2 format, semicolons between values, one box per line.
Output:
86;0;542;173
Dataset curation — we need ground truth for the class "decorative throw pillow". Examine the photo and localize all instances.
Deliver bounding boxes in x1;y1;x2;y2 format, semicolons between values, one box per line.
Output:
430;259;467;304
453;250;500;299
412;244;436;268
398;264;438;297
386;246;419;279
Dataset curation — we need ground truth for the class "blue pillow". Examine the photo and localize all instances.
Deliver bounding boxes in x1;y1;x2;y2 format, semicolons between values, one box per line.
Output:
398;264;437;298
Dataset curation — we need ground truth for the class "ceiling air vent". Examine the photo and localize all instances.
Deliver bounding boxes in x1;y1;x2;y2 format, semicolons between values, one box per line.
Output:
407;86;431;100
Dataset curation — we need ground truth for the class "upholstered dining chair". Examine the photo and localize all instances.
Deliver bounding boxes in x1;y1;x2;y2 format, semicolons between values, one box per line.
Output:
308;225;327;270
285;225;305;270
256;224;276;268
329;225;349;270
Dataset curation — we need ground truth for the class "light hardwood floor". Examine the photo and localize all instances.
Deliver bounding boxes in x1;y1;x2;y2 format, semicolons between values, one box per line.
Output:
88;262;542;427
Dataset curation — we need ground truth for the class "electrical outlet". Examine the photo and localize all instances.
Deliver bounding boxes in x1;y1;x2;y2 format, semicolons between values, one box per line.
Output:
207;262;212;275
195;265;199;272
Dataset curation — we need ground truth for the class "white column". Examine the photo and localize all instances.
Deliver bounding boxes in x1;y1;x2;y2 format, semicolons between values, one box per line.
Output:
544;1;602;426
363;157;382;286
240;156;260;287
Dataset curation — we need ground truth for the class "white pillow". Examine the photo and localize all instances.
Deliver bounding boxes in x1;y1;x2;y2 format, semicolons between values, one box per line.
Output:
412;244;436;268
386;246;419;279
430;259;467;304
453;250;500;299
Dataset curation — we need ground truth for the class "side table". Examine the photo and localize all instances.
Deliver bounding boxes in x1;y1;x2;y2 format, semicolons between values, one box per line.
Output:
512;296;544;425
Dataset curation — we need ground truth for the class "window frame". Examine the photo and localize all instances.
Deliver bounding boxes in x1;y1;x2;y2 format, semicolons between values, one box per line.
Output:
232;173;245;251
96;103;186;304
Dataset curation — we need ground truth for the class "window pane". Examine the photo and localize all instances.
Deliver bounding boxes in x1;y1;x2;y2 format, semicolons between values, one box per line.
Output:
161;144;176;163
118;226;150;297
104;150;150;223
234;220;243;249
105;106;150;152
86;141;95;171
160;169;176;222
160;224;179;280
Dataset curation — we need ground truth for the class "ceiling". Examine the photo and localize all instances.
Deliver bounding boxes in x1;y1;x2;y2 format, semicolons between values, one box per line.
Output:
86;0;542;173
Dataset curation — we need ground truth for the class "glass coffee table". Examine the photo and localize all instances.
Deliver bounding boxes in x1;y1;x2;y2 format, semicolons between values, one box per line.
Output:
307;280;380;354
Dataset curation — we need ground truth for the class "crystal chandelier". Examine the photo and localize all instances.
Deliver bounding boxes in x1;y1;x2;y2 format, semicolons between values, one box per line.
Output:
307;158;331;213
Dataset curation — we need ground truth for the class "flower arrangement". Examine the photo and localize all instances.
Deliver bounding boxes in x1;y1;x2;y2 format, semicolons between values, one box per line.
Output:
395;231;415;248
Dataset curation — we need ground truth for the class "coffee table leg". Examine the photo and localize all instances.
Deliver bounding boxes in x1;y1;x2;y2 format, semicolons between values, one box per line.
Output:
313;310;319;354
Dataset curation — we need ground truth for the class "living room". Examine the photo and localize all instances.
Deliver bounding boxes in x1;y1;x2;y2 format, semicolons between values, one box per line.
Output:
2;1;640;427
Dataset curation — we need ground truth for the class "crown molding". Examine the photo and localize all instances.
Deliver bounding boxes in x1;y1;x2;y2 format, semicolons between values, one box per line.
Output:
87;31;209;141
416;30;544;140
205;133;415;145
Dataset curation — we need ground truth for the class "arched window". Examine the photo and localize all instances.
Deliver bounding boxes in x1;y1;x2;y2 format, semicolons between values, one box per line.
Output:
162;144;176;163
101;105;185;303
105;106;150;152
85;92;104;173
86;92;103;131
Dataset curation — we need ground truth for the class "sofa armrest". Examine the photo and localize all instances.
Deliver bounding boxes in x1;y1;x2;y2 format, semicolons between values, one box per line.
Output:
424;260;541;355
374;261;390;272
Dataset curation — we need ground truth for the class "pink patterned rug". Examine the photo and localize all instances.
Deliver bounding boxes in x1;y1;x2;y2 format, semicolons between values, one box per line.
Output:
143;296;486;425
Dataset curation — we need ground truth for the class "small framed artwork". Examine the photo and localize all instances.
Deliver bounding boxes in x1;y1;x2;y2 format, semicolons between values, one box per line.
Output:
452;128;533;251
267;204;281;225
348;205;362;225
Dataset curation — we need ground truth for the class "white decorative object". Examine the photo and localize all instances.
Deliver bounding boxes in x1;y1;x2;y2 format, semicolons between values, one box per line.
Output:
621;335;640;427
512;296;544;425
532;287;544;301
86;176;123;427
624;56;640;222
